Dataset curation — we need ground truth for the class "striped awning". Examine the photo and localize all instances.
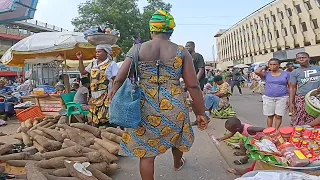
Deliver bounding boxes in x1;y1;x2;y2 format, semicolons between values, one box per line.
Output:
0;0;38;23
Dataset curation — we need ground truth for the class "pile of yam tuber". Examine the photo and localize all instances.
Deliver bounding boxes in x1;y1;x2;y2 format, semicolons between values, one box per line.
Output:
0;115;124;180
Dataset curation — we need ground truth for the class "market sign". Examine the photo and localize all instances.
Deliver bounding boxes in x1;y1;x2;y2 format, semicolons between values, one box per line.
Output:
0;0;38;24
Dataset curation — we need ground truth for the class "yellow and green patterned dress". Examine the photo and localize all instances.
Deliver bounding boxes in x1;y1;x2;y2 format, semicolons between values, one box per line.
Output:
87;61;111;125
120;46;194;158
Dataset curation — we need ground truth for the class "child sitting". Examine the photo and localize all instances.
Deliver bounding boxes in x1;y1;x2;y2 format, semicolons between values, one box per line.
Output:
217;117;265;165
74;77;90;111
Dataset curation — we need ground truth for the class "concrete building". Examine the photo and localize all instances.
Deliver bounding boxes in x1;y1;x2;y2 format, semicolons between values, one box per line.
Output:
0;19;68;79
214;0;320;69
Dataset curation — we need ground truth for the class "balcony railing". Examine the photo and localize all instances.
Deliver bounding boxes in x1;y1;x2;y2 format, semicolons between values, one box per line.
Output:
17;19;69;32
0;26;30;38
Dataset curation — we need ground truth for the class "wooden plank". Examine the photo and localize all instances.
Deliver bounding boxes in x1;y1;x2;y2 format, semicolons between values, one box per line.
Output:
43;112;59;116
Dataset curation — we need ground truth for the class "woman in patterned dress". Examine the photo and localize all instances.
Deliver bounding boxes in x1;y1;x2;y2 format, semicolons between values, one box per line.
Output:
108;10;208;180
77;44;119;126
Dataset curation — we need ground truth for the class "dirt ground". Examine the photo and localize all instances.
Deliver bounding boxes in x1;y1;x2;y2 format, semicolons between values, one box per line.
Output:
0;118;21;144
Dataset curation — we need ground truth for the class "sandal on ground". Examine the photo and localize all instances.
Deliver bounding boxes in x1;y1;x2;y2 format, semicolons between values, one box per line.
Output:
233;151;246;156
175;157;186;171
227;168;246;175
233;158;248;165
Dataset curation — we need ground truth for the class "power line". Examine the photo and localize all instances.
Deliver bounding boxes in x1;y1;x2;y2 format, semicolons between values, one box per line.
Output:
177;23;232;26
175;16;242;19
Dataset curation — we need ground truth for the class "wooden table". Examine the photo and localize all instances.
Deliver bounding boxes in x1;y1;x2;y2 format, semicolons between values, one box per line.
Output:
20;94;64;116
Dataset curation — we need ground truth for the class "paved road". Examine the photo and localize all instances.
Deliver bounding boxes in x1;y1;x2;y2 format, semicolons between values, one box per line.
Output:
230;88;291;127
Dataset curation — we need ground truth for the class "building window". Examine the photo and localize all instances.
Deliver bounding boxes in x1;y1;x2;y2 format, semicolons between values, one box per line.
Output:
301;22;308;31
250;24;254;31
279;11;284;19
291;25;297;34
243;28;246;35
260;20;264;27
268;32;272;40
262;34;266;42
252;38;255;45
255;23;258;29
265;17;270;25
275;30;280;38
295;4;302;13
282;27;288;36
257;36;260;44
246;26;249;34
315;0;320;8
305;1;312;10
312;19;319;29
272;15;276;22
287;8;293;16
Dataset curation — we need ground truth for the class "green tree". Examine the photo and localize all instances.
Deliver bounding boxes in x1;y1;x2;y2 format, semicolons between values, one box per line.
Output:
72;0;171;59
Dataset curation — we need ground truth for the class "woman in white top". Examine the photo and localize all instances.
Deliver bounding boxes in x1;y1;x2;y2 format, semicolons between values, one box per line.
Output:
76;44;119;126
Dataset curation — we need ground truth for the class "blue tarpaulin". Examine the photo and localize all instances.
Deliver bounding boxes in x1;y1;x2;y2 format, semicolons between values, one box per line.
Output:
0;0;38;23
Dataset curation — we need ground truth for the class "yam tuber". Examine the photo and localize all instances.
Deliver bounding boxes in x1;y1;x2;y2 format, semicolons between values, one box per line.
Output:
29;153;43;161
30;120;50;131
25;162;48;180
48;124;56;129
94;138;119;155
90;143;117;163
42;122;54;128
54;115;62;120
87;165;112;180
16;125;22;133
21;132;33;147
41;146;83;159
33;129;55;140
33;140;46;153
38;127;64;142
90;162;108;174
67;156;90;162
35;117;44;121
105;127;123;137
22;146;38;155
63;139;95;153
39;157;66;169
0;152;30;162
52;168;70;177
64;161;98;180
32;134;62;151
25;119;33;129
6;160;36;167
70;123;101;138
33;119;39;127
0;144;13;155
83;151;103;163
21;121;26;129
58;116;67;125
106;163;121;174
66;129;90;147
101;137;120;147
79;130;96;144
45;174;79;180
101;131;122;144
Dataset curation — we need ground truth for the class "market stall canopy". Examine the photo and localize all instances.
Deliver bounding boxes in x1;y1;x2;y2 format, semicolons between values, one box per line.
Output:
234;64;250;68
0;31;96;67
0;0;38;23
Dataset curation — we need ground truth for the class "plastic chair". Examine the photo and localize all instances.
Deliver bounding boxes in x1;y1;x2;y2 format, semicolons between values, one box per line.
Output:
60;92;89;124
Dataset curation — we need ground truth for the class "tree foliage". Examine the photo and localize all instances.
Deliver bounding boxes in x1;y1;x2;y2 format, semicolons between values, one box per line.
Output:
72;0;171;58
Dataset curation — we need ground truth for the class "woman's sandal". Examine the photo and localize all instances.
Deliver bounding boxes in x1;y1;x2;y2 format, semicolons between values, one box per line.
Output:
233;151;246;156
233;158;248;165
175;157;186;171
227;168;246;175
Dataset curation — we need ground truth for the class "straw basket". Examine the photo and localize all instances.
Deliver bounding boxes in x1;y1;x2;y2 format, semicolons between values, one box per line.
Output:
305;89;320;117
86;34;118;46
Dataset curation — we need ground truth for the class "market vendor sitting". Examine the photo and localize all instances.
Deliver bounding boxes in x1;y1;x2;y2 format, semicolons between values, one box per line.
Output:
73;77;90;111
212;75;232;110
0;78;15;124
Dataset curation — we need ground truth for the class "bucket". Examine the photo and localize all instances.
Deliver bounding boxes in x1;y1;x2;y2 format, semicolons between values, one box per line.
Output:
305;89;320;117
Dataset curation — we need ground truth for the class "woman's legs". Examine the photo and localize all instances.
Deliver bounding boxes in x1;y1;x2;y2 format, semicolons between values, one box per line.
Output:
267;115;274;127
172;147;184;170
274;115;282;130
140;157;156;180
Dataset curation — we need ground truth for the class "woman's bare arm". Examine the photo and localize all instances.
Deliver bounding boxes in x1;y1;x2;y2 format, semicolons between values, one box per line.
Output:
182;48;205;116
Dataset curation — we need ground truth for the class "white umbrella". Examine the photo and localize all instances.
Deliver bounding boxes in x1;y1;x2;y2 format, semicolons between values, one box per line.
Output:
234;64;250;68
1;32;96;66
